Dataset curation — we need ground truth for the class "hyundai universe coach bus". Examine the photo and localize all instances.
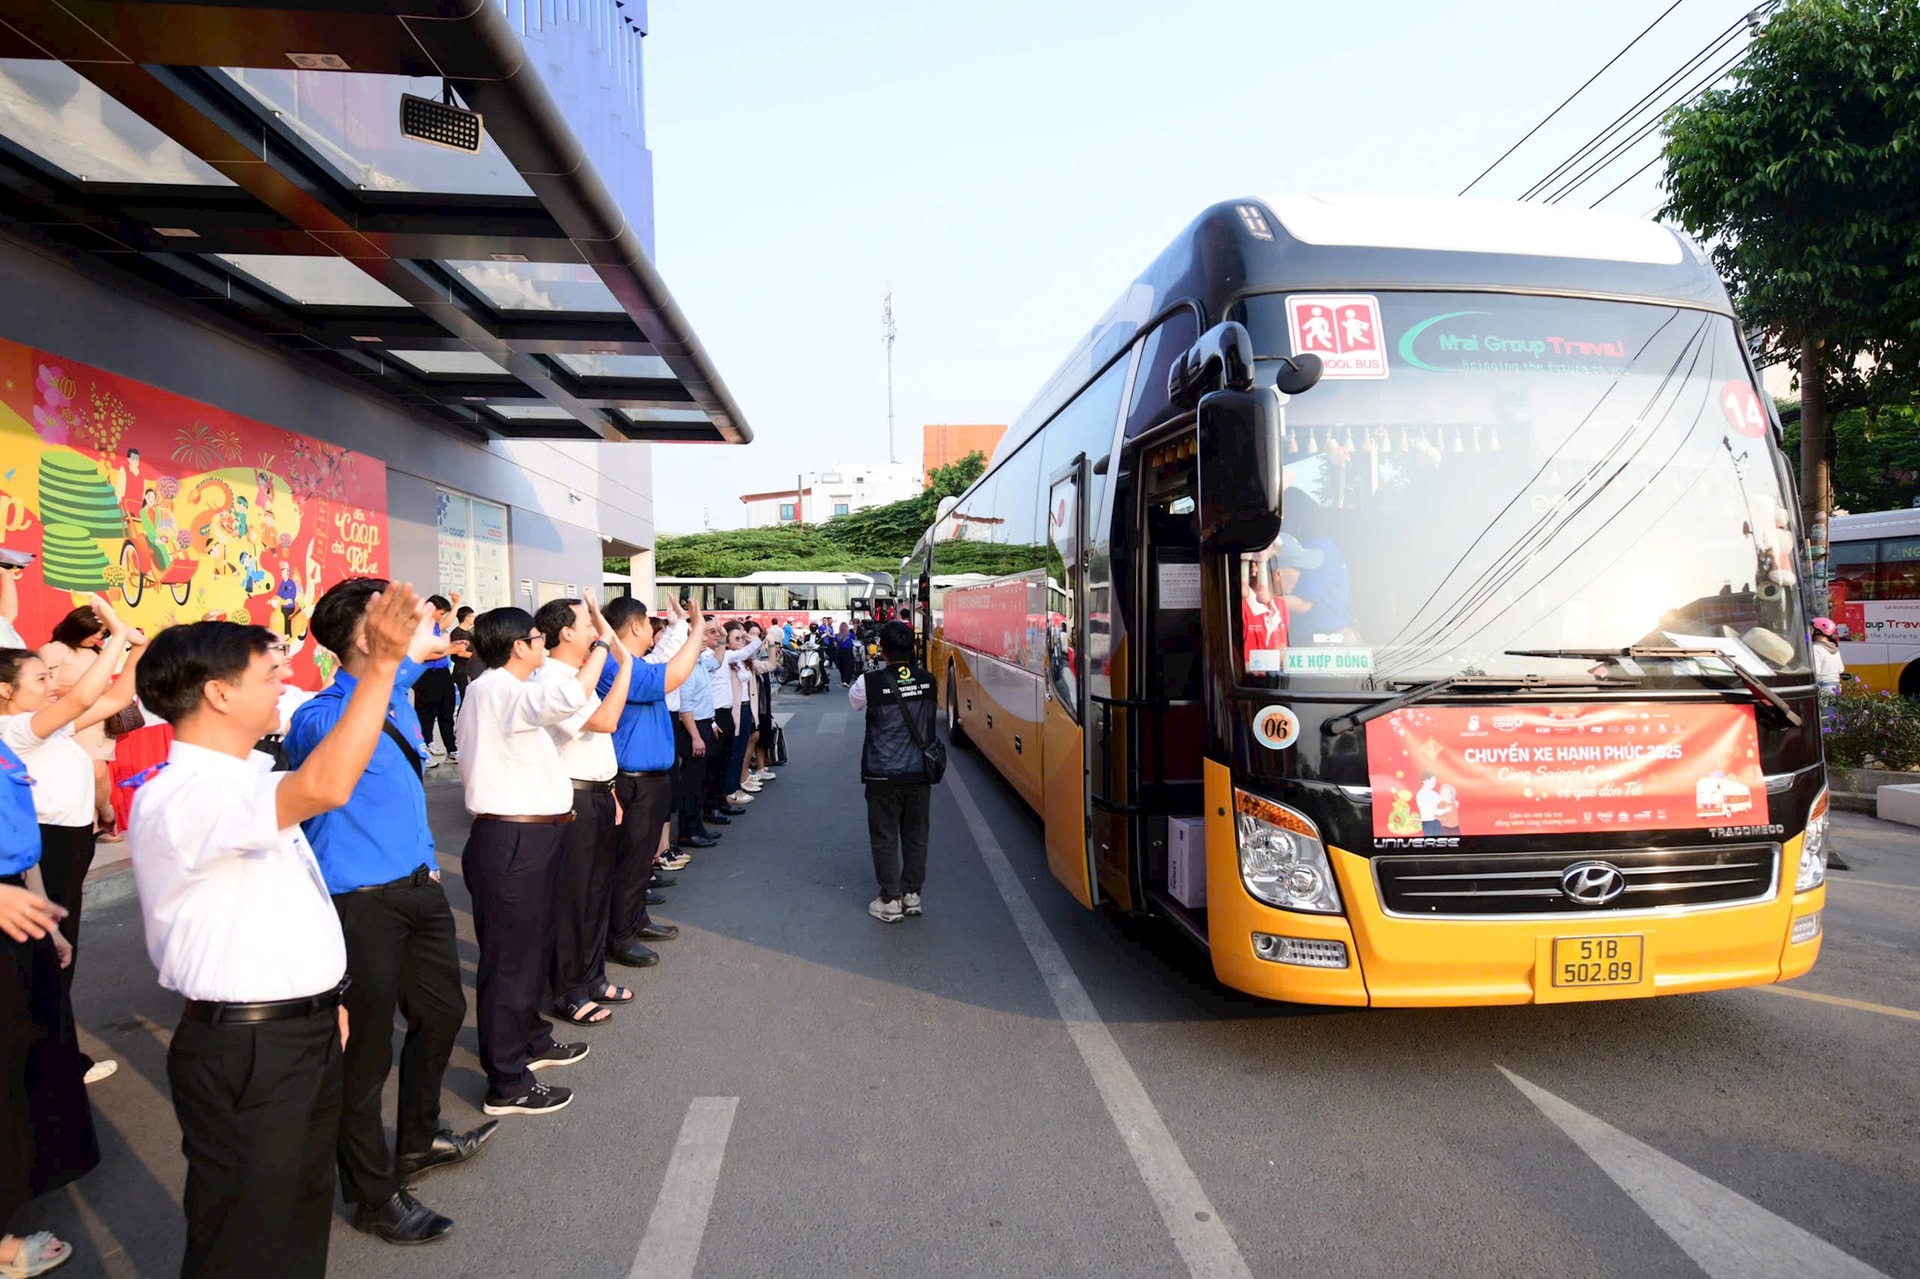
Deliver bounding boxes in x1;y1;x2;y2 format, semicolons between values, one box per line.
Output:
906;194;1828;1006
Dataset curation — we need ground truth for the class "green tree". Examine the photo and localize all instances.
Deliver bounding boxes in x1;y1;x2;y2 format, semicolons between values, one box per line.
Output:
1778;398;1920;512
1660;0;1920;532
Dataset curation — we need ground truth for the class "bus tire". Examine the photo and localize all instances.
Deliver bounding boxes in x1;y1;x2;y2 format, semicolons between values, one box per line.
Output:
946;668;972;750
1900;662;1920;699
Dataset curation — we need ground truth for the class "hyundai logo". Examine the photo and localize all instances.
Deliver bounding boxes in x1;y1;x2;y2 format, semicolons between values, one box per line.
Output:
1561;860;1627;905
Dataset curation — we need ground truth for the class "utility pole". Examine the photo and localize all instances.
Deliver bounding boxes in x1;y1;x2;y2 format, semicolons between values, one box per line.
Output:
882;286;898;465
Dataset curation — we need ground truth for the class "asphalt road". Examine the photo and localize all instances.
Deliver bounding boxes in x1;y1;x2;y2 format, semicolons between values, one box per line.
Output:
27;684;1920;1278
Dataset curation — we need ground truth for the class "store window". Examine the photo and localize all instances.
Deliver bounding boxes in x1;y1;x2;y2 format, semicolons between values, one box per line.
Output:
436;486;510;610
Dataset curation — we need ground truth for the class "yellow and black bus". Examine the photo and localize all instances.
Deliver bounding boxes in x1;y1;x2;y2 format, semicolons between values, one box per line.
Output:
908;194;1829;1006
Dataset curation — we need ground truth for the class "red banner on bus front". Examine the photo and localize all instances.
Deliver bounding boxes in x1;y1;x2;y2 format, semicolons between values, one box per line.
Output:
1366;703;1764;839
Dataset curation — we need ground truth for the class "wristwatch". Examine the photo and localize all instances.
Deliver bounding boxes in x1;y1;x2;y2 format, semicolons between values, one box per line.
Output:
589;639;611;653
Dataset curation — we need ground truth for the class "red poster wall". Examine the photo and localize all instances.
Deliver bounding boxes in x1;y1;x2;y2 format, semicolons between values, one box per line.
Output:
0;338;388;688
1366;703;1764;839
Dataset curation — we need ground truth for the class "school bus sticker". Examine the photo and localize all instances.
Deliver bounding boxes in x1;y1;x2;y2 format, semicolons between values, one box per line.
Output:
1286;294;1388;379
1253;705;1301;751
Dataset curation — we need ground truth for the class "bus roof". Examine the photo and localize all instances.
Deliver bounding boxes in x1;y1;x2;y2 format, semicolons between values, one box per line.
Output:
1830;508;1920;540
984;193;1731;475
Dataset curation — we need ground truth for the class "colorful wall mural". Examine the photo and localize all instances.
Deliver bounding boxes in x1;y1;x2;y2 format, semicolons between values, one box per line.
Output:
0;336;389;688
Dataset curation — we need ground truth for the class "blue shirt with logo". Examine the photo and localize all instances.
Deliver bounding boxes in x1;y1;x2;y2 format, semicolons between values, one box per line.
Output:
0;738;41;877
284;659;433;894
424;620;451;672
597;653;671;772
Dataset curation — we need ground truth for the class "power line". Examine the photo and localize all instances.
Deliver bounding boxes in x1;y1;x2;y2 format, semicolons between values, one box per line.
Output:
1519;9;1755;201
1544;44;1748;205
1458;0;1685;197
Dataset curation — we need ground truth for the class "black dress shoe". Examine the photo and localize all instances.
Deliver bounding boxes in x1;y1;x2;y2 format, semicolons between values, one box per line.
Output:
684;834;720;848
703;812;733;826
635;922;679;941
650;873;679;888
717;804;748;816
607;941;660;967
353;1190;453;1245
394;1122;499;1181
646;890;668;906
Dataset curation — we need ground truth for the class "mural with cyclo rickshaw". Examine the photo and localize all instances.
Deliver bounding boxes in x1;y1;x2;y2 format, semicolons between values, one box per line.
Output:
0;336;389;688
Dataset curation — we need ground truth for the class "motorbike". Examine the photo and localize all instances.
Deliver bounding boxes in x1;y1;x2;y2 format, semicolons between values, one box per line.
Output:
796;639;827;695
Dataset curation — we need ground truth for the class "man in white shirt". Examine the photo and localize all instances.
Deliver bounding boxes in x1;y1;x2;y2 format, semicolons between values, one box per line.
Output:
128;584;429;1279
528;595;630;1028
454;606;608;1116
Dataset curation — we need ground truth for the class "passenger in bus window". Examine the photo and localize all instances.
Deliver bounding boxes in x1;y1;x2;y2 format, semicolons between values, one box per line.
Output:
1240;534;1323;673
1280;488;1351;638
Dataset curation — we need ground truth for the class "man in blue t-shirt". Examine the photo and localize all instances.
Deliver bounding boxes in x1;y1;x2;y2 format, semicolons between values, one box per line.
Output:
411;594;459;763
286;580;494;1246
597;596;704;968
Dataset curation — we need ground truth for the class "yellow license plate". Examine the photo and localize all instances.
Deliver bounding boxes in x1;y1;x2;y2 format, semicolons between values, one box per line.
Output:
1551;935;1645;987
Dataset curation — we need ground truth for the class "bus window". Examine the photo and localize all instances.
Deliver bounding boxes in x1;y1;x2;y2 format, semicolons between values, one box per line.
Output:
1124;307;1200;440
710;584;735;611
816;585;850;611
733;585;763;610
1042;361;1128;546
1830;539;1877;602
1876;537;1920;599
655;585;674;610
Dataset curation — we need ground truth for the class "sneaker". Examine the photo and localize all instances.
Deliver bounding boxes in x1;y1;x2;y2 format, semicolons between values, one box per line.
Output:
483;1081;573;1116
427;743;447;757
752;769;778;782
727;790;755;806
445;751;458;765
83;1059;119;1085
658;852;693;871
868;897;904;924
529;1042;590;1070
903;892;923;917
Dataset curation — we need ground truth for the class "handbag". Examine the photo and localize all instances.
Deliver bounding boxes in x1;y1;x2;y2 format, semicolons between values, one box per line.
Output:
768;722;788;767
878;667;947;784
103;701;145;737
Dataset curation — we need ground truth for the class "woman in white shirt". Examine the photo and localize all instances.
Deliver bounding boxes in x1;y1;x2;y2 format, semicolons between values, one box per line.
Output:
1;596;144;1086
40;605;121;841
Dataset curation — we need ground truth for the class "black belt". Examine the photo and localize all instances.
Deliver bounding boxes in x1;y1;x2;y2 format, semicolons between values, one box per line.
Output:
617;769;671;780
184;978;350;1026
572;778;615;793
476;812;576;825
343;865;436;894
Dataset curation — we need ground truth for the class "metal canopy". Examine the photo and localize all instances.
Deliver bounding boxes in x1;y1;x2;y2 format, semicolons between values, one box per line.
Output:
0;1;751;446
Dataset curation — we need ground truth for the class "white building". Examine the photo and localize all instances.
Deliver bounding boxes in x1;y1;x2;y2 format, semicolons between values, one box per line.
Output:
740;462;922;526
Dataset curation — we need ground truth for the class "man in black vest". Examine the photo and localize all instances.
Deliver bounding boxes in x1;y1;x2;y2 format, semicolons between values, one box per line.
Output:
847;621;939;923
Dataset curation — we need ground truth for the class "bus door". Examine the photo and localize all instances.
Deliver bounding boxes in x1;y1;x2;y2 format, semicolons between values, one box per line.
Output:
1043;457;1098;907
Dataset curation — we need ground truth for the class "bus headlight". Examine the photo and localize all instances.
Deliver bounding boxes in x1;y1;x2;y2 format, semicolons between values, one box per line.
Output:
1234;790;1342;914
1796;788;1830;892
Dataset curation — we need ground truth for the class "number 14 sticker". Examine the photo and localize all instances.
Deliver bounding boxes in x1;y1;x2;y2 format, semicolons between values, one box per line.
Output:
1721;381;1768;439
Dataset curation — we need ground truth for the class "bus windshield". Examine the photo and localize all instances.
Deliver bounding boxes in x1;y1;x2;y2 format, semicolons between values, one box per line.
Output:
1235;290;1811;687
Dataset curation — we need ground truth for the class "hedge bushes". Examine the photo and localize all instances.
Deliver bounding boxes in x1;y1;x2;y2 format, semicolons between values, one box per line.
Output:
1820;681;1920;771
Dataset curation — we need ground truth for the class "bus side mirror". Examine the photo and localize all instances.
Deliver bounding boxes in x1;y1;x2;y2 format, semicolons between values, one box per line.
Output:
1197;385;1283;553
1274;353;1323;395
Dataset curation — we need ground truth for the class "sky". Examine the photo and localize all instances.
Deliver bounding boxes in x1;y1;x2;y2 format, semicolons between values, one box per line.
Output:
641;0;1769;535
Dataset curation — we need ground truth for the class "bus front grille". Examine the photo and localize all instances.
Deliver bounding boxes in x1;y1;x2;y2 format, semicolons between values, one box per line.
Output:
1372;845;1780;918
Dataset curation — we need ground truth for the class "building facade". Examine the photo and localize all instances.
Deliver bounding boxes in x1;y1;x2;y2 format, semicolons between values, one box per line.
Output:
923;423;1007;484
0;1;746;677
740;462;923;527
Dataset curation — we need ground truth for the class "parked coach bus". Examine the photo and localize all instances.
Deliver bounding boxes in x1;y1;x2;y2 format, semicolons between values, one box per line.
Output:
653;572;894;628
1827;507;1920;695
907;193;1828;1007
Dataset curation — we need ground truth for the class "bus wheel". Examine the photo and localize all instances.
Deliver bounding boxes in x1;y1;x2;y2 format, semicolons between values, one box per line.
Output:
1900;663;1920;699
946;669;971;750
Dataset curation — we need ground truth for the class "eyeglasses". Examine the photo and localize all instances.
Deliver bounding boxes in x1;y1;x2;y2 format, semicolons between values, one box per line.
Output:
524;631;545;644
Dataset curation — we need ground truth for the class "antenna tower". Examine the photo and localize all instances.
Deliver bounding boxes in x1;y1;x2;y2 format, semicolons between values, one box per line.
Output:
882;287;898;464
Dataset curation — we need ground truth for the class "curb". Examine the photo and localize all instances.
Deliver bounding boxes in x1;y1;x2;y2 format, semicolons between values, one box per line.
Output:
81;863;140;911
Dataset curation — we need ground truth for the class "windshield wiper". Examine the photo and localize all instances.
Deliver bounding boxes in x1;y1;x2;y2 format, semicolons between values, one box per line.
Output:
1503;646;1803;728
1323;673;1610;736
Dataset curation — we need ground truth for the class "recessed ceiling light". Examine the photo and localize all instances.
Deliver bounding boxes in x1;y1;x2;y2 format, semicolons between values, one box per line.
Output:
286;52;350;70
490;253;529;263
152;226;199;238
462;396;485;402
351;335;381;343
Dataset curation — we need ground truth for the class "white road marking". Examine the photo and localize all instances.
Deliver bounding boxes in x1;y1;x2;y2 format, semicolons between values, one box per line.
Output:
948;765;1254;1279
628;1096;740;1279
1498;1067;1888;1279
817;711;848;736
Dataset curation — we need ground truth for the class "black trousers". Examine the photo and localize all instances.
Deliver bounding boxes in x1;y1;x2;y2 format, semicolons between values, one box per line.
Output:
169;1001;341;1279
461;818;565;1096
331;873;464;1208
705;709;737;812
676;718;714;836
36;823;96;1070
866;783;932;900
610;772;673;944
1;918;99;1226
412;667;457;753
551;786;617;1006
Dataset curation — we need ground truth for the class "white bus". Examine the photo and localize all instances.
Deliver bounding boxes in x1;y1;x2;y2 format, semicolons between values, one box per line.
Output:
649;571;896;628
1828;507;1920;694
